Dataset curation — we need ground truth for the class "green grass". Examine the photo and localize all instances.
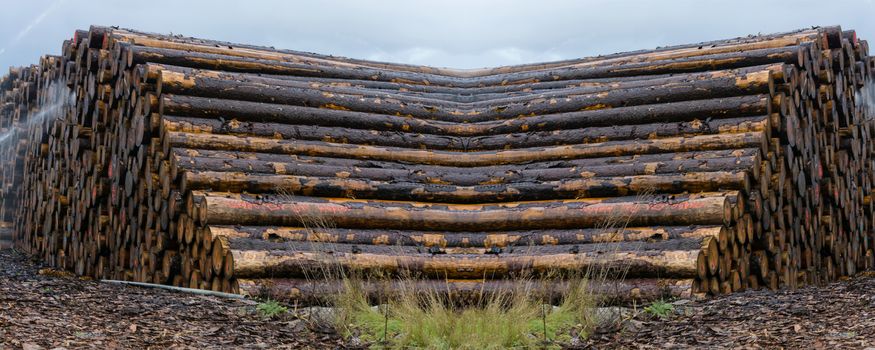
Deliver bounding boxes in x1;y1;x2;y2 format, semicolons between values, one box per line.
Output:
256;299;288;318
332;276;597;349
644;299;674;319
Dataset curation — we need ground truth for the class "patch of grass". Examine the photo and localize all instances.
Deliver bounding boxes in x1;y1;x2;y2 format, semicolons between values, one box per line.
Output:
644;299;674;319
392;289;538;349
332;277;402;343
256;299;288;318
536;278;598;342
332;276;598;349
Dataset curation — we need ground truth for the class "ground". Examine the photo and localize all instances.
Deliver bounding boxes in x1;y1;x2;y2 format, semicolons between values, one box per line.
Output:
2;248;875;349
585;275;875;349
0;249;342;349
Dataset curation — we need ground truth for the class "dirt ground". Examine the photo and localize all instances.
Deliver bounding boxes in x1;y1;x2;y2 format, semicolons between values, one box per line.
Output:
3;247;875;349
586;274;875;349
0;249;342;349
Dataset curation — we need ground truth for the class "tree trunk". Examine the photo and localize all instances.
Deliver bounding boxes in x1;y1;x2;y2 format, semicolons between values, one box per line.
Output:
194;191;735;230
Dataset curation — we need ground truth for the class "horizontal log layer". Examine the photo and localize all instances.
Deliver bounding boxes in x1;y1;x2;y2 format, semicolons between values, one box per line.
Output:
222;237;708;256
202;225;725;248
173;148;759;171
181;171;750;202
130;43;805;88
155;63;776;121
115;25;820;77
162;114;769;151
149;63;783;101
167;131;767;167
153;62;781;102
174;152;759;186
159;93;772;135
219;238;705;279
196;191;735;230
237;277;694;306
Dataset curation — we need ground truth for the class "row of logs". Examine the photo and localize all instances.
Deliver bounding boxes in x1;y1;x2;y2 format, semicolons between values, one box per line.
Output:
1;25;873;306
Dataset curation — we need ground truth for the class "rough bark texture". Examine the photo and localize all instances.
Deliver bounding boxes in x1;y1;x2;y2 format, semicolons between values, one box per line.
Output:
2;25;873;308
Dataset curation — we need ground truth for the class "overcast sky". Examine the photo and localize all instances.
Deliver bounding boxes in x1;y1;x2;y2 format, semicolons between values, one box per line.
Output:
0;0;873;70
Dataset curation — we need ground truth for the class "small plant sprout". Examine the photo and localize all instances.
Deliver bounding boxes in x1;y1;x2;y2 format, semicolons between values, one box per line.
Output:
644;299;674;319
256;300;288;318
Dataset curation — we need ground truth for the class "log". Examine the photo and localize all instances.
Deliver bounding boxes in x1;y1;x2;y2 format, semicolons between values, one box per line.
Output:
237;277;695;306
162;114;769;151
150;62;783;102
130;43;806;88
180;170;750;202
200;225;726;248
167;131;767;167
158;93;772;136
115;25;819;78
195;191;735;230
218;238;707;279
155;63;776;121
173;152;760;186
173;147;760;172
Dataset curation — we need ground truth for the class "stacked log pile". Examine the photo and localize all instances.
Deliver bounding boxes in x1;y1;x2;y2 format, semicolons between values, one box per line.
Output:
0;66;41;250
1;25;873;305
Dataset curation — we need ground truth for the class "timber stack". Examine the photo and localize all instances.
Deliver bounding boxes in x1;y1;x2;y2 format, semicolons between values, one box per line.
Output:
0;66;41;250
0;25;873;305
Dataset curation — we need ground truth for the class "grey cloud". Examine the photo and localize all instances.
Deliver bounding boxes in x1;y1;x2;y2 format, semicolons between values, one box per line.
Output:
0;0;873;70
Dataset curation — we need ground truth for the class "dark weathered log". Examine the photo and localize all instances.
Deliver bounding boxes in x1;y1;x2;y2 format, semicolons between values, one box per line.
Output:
162;115;465;150
150;63;784;102
116;26;819;78
201;225;725;248
158;93;772;135
173;152;760;186
172;148;759;173
167;131;767;167
155;63;776;121
130;43;806;88
162;114;769;151
180;171;750;202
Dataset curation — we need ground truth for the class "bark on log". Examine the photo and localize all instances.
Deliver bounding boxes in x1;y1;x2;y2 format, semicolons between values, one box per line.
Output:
129;43;806;88
114;25;818;78
180;170;750;202
195;191;735;230
155;63;776;121
173;152;760;186
149;62;783;102
158;94;772;135
162;114;769;151
237;277;694;306
217;238;708;279
201;225;725;248
167;131;767;167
